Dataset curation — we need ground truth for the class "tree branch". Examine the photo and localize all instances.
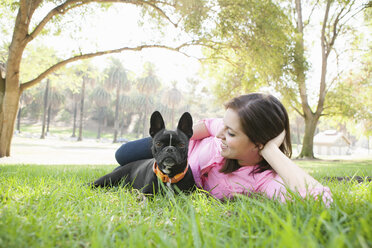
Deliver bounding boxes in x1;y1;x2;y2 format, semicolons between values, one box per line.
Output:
321;0;331;55
142;0;179;27
27;0;94;43
316;0;331;117
327;5;346;54
27;0;179;44
20;42;198;91
304;0;320;28
290;103;304;117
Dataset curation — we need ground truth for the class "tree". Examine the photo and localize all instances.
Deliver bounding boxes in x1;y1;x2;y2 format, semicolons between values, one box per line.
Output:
163;81;183;129
137;62;161;137
40;79;64;138
201;0;369;158
77;74;95;142
46;85;65;133
90;85;111;139
105;58;130;143
290;0;369;158
202;0;294;100
16;90;32;133
0;0;206;157
70;91;80;138
40;79;50;139
117;94;135;137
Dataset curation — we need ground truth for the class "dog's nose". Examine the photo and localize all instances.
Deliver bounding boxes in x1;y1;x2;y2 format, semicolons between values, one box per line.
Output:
165;146;176;153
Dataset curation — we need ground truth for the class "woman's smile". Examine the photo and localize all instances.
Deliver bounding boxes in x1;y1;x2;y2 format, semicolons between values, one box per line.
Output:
216;108;262;166
220;142;228;150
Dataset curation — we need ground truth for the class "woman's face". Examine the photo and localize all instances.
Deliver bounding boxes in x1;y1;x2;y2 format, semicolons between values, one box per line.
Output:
216;108;262;166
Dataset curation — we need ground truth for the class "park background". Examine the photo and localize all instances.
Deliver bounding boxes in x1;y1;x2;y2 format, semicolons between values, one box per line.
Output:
0;1;371;247
1;1;371;162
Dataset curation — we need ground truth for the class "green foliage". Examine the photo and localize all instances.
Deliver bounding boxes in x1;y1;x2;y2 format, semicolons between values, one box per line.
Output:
137;62;161;95
175;0;211;35
200;0;294;102
0;160;371;247
90;86;111;108
20;45;60;83
104;58;129;91
324;36;372;137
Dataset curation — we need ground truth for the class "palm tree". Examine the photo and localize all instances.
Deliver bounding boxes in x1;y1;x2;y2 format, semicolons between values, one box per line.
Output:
163;81;183;129
137;62;161;137
71;92;80;138
90;86;111;139
105;58;130;143
16;91;33;133
130;94;148;138
73;62;98;142
40;79;50;139
118;94;134;137
46;86;65;133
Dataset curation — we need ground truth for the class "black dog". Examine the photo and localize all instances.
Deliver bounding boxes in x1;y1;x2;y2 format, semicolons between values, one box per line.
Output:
90;111;195;194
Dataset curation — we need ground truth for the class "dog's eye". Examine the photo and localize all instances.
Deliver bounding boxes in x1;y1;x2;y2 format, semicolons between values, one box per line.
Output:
178;143;185;148
155;142;162;147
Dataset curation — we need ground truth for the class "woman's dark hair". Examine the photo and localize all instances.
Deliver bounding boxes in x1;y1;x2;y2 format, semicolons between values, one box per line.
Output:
219;93;292;174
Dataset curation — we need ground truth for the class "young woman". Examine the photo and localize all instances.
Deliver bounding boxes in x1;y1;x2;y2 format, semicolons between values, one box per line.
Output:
115;93;332;204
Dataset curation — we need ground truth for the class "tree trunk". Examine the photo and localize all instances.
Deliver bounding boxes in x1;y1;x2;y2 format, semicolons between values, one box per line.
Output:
40;79;50;139
0;87;21;157
0;0;42;156
121;113;132;136
298;0;332;158
295;0;316;159
16;107;21;133
46;104;51;133
298;113;320;158
142;99;148;138
97;116;102;139
113;80;121;143
136;113;143;138
71;99;77;138
78;77;86;141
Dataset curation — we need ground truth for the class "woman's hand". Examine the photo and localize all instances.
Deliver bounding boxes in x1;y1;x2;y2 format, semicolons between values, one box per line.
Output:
260;130;285;155
268;130;286;148
259;130;323;191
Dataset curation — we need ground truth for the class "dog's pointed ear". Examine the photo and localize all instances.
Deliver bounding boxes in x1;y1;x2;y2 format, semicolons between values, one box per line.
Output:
177;112;193;138
149;111;165;137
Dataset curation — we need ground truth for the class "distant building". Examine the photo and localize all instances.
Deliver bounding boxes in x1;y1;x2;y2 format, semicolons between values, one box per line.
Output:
314;130;351;156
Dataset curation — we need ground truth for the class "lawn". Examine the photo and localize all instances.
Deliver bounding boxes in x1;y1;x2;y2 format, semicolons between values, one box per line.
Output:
0;160;371;247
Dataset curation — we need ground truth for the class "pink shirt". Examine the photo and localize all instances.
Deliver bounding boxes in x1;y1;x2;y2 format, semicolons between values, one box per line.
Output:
188;118;332;205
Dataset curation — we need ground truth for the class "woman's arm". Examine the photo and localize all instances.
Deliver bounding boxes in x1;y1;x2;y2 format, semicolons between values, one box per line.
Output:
260;132;323;191
190;121;211;140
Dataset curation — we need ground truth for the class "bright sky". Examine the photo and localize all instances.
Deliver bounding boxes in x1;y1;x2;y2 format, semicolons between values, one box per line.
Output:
40;3;204;91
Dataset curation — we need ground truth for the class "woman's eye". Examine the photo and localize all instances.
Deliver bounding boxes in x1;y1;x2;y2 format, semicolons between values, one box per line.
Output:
227;131;235;137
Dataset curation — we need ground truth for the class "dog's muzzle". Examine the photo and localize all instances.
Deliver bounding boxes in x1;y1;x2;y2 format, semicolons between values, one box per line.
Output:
162;157;176;167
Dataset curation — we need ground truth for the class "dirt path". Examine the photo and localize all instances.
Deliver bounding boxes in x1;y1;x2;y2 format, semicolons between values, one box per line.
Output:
0;136;121;165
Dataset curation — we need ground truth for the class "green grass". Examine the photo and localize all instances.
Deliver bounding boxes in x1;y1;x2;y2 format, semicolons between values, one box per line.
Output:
0;160;371;247
19;123;141;141
19;124;115;140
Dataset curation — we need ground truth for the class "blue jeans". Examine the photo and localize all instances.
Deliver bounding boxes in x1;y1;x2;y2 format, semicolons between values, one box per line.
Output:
115;137;153;166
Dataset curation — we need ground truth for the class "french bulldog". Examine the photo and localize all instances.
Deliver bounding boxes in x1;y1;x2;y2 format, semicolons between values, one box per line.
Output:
90;111;196;194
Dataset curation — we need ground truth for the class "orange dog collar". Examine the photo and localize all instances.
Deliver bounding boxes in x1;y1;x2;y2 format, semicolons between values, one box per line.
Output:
153;161;188;184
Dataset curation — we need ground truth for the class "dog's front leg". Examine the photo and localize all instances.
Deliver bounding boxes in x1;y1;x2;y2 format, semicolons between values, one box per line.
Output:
92;166;129;187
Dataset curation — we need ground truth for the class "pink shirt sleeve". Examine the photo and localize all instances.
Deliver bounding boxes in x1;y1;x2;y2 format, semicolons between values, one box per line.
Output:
203;118;224;137
255;171;333;206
